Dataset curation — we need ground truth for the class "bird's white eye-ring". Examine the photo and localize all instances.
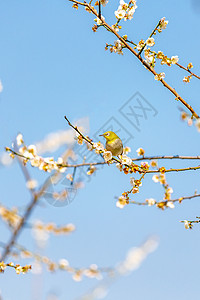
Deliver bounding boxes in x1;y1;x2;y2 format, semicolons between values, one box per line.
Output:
106;132;110;136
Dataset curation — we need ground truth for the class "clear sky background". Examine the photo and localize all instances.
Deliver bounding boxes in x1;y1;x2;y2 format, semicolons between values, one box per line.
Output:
1;0;200;299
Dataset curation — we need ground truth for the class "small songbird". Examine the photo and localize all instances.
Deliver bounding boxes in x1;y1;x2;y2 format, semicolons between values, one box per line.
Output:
100;131;123;156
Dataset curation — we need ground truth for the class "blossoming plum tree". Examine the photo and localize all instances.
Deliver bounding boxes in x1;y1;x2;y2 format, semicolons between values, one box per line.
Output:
0;0;200;298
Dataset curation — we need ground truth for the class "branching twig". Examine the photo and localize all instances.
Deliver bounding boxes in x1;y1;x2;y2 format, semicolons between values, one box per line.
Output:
176;63;200;80
98;1;101;18
0;179;50;261
138;20;161;56
6;142;200;175
68;0;200;118
129;193;200;206
145;165;200;174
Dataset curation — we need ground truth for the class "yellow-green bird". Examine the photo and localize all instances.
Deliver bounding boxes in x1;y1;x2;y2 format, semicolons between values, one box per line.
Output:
100;131;123;156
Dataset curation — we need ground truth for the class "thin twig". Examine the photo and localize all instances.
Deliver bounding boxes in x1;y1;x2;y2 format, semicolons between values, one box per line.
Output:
0;180;49;260
176;63;200;80
145;165;200;174
71;166;77;186
138;20;161;56
98;1;101;18
132;155;200;161
130;193;200;206
64;116;93;145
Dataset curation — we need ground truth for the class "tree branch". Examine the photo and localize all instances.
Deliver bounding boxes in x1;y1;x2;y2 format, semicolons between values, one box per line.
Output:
68;0;199;118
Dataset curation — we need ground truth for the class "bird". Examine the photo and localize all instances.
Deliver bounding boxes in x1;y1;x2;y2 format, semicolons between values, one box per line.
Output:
99;131;123;156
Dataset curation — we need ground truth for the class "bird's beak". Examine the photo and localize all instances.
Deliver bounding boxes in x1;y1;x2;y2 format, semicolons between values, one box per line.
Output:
99;134;104;137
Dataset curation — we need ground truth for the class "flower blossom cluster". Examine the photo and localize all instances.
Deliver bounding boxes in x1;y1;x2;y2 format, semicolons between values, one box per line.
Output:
32;221;75;247
136;147;145;156
42;257;103;280
116;154;149;175
116;176;144;209
17;246;104;280
100;0;108;7
144;49;179;68
94;15;105;26
6;134;67;173
116;195;128;209
130;177;142;193
145;198;175;210
116;168;151;209
0;261;31;274
0;204;21;228
77;135;149;200
34;221;75;235
155;72;165;81
152;172;174;209
107;40;124;54
87;165;97;175
156;51;179;66
115;0;137;21
183;220;192;229
183;75;192;83
158;17;168;31
92;141;113;162
180;217;200;230
181;111;200;132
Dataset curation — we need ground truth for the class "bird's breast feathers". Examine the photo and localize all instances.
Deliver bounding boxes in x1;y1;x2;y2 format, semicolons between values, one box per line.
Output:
106;139;123;156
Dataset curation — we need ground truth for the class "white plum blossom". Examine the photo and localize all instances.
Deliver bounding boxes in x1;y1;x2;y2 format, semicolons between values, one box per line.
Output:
115;40;123;51
115;9;126;19
59;259;69;269
116;195;127;209
195;118;200;132
136;148;145;156
66;174;73;182
103;150;112;162
124;6;136;21
111;25;119;32
166;201;175;209
130;177;136;186
155;72;165;81
28;145;37;156
141;161;150;170
152;175;159;183
144;50;154;63
184;220;190;229
19;147;35;159
95;15;105;25
16;133;24;146
166;187;173;194
130;177;142;187
119;0;128;10
123;146;131;154
171;55;179;64
93;142;104;154
100;0;108;7
120;154;132;166
57;157;63;165
26;179;38;190
116;163;123;171
115;0;137;21
146;38;155;47
146;198;156;206
160;17;168;30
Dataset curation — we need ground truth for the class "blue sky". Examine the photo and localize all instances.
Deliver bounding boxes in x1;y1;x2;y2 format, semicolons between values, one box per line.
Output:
1;0;200;299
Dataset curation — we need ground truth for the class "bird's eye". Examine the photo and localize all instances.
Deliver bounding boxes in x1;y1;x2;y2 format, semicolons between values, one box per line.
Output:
106;132;110;136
